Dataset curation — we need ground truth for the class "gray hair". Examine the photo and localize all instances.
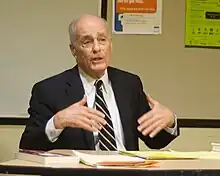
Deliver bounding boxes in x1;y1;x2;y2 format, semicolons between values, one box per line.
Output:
68;20;77;45
68;15;110;46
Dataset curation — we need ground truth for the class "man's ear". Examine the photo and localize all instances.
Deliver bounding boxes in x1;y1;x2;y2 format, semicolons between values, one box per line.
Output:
69;44;76;57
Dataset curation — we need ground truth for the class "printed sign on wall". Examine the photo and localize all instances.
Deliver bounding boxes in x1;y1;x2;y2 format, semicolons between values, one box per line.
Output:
113;0;162;34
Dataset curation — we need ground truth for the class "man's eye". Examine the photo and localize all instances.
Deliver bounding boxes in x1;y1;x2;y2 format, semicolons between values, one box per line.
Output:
83;41;91;44
100;38;107;41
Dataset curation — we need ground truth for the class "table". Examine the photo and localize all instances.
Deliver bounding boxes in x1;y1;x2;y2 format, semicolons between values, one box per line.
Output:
1;158;220;176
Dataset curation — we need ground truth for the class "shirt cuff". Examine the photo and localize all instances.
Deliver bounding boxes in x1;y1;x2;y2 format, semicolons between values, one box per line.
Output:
45;116;63;142
164;114;178;136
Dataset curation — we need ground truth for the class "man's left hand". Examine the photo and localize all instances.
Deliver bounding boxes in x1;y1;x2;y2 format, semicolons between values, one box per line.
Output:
137;95;175;138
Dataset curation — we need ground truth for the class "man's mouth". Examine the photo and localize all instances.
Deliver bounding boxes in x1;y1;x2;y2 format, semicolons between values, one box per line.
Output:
92;57;103;61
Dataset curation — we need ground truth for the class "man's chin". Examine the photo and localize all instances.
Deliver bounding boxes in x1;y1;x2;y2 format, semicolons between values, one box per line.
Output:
90;67;107;78
92;63;108;71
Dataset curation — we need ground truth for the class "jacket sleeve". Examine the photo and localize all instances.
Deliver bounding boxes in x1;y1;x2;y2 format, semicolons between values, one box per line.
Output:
19;83;62;150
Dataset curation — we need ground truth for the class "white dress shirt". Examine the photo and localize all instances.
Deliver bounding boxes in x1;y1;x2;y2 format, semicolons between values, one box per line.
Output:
45;67;177;150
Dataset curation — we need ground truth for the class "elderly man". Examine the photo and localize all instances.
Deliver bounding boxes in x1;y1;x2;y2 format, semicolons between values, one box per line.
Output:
19;14;179;151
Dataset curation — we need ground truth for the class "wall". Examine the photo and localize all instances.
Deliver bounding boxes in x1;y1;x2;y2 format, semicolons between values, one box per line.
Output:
107;0;220;119
0;0;100;117
0;126;24;162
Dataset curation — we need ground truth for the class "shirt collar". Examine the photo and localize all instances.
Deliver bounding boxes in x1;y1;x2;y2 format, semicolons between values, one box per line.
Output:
78;66;110;95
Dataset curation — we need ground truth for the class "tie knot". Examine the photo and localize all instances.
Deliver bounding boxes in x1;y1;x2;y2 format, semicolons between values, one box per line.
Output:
95;80;103;90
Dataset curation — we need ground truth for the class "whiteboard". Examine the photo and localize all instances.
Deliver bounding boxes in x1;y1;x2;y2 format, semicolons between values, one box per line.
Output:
0;0;100;117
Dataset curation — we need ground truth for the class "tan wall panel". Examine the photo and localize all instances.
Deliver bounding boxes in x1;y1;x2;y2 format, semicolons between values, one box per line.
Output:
107;0;220;118
139;128;220;151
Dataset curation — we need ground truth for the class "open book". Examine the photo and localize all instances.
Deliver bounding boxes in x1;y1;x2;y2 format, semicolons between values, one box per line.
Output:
71;150;157;167
15;149;79;165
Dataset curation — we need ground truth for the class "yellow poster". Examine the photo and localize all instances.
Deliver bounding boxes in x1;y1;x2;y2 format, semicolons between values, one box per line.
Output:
185;0;220;48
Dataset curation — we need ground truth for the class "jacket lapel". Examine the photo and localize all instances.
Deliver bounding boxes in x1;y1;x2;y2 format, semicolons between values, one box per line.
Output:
65;65;95;150
108;67;135;150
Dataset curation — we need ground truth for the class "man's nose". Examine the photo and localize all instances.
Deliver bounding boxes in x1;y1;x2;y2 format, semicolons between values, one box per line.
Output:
92;39;101;53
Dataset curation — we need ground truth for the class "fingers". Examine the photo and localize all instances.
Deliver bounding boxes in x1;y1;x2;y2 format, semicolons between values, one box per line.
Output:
73;96;105;122
85;106;105;119
80;115;103;130
69;117;98;132
64;97;107;131
146;94;159;109
138;112;160;136
81;107;106;125
137;113;156;132
138;110;154;124
67;114;104;132
64;107;106;131
138;94;175;138
149;126;163;138
58;95;107;132
137;110;165;137
141;119;163;137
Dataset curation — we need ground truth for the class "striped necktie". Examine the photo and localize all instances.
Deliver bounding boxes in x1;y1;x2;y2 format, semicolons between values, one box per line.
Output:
95;80;117;151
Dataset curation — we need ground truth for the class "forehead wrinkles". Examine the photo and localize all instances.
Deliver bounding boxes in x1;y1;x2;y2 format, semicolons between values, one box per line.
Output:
75;19;108;38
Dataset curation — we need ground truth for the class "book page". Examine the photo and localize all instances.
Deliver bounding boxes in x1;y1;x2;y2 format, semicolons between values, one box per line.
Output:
72;150;149;166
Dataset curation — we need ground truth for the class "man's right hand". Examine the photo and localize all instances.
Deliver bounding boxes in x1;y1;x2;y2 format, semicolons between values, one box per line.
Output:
53;95;106;132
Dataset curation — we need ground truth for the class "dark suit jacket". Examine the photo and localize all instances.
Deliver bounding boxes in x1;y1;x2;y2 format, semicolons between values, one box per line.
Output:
19;66;179;151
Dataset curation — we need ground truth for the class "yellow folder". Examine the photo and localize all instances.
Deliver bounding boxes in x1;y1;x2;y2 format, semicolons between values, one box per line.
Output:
120;150;220;160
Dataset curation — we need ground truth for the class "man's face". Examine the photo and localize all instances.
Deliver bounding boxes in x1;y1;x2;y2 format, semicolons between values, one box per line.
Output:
71;16;112;78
